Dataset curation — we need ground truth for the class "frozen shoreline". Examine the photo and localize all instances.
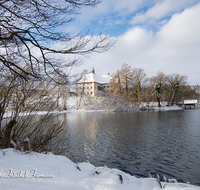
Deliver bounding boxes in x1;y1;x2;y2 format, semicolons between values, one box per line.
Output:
0;148;199;190
3;105;185;119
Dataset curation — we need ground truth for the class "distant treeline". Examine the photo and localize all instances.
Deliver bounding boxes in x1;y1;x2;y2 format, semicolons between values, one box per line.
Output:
109;63;199;107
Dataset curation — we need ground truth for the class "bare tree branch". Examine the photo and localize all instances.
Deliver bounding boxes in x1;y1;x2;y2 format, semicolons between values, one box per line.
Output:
0;0;114;83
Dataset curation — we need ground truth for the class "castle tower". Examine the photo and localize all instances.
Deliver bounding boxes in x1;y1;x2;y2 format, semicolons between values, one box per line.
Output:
91;67;95;74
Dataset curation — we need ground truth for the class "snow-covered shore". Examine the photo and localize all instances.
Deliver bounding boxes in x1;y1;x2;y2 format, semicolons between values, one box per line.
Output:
1;149;199;190
3;105;184;119
4;95;190;119
64;96;185;112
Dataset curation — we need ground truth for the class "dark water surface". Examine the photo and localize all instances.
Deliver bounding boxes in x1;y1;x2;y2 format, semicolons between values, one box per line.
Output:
59;109;200;186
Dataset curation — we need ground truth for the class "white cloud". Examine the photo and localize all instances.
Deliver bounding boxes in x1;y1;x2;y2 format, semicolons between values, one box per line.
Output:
130;0;198;26
74;3;200;85
72;0;152;31
66;0;200;36
111;0;153;14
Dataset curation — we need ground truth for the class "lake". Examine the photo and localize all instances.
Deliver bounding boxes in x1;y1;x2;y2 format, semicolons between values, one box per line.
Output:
57;109;200;186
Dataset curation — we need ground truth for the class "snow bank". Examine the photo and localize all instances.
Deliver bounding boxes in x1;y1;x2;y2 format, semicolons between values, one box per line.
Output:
4;96;185;118
0;149;199;190
153;105;183;111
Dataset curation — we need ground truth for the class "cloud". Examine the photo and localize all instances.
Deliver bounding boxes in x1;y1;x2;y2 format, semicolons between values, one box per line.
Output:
111;0;153;14
71;0;152;32
130;0;198;27
67;0;200;38
74;3;200;85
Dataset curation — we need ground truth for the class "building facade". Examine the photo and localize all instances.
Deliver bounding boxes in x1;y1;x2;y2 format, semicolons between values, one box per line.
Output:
77;68;110;97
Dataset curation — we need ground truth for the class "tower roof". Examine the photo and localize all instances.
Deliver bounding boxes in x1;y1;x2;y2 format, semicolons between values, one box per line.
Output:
77;72;110;84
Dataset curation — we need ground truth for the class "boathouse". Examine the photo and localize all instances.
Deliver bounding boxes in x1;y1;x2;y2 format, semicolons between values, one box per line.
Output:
182;100;199;109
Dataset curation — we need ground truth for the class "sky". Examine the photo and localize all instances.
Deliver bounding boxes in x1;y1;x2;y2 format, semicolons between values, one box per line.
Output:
69;0;200;85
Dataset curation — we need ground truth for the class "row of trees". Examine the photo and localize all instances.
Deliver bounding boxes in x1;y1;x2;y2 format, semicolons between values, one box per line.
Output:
109;63;197;107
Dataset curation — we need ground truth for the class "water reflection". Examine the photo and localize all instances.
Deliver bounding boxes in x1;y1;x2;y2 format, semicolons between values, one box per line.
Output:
59;110;200;186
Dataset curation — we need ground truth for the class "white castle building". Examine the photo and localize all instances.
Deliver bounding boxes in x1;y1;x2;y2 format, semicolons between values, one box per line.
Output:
77;68;110;97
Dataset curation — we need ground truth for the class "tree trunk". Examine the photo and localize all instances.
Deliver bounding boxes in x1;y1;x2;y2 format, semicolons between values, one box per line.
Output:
1;119;17;149
117;71;121;93
157;96;161;107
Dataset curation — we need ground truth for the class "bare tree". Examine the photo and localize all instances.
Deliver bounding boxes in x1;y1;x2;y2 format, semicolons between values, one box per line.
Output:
0;70;16;140
110;65;147;106
0;70;67;151
0;0;114;83
110;66;194;108
0;0;115;151
109;71;119;95
130;68;146;104
150;72;165;107
119;63;133;94
109;63;133;96
166;73;188;106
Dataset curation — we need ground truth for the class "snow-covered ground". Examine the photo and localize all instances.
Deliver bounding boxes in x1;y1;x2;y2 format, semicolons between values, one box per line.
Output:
1;149;199;190
153;105;183;111
65;96;186;112
3;97;185;119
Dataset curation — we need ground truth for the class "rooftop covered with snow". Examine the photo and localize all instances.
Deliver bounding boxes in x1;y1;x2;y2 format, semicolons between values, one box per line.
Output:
77;72;110;84
183;100;199;104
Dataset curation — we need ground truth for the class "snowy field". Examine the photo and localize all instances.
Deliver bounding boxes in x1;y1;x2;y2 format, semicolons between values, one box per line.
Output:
0;149;199;190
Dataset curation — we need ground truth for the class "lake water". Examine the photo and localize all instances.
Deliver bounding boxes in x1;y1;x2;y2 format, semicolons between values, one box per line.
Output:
58;109;200;186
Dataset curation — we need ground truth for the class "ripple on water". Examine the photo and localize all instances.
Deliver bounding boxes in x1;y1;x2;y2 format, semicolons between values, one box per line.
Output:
62;110;200;186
